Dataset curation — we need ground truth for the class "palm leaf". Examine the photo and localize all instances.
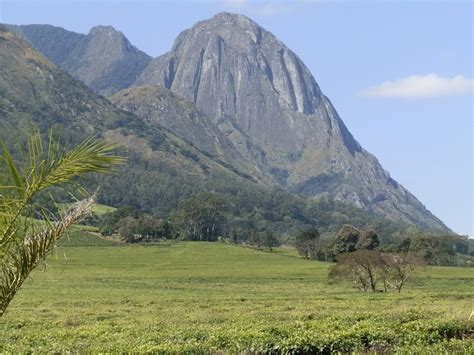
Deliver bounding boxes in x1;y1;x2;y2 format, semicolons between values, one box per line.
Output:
0;196;95;316
1;143;23;193
0;132;124;316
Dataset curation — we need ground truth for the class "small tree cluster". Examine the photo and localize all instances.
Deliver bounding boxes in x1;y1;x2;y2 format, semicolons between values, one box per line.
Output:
333;225;379;256
295;228;321;259
249;230;279;251
170;192;225;241
328;250;423;293
117;215;172;243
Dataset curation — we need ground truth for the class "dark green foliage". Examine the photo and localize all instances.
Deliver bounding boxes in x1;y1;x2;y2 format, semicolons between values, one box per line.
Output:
380;233;474;267
248;230;262;249
356;229;380;250
117;214;162;243
99;207;174;242
98;206;139;235
401;234;471;266
170;192;225;241
333;224;361;254
332;225;380;258
228;228;239;244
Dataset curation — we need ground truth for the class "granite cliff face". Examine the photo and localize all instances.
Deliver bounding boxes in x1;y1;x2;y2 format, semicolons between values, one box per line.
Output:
10;24;151;95
110;85;271;184
136;12;447;231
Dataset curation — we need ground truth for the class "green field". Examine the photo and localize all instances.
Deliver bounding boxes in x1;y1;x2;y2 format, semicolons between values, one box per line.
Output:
1;234;473;353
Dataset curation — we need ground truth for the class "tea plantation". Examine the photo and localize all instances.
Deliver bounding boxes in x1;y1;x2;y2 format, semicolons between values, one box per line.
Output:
1;233;473;353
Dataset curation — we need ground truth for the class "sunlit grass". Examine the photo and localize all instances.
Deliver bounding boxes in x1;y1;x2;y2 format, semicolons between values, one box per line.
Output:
1;237;473;352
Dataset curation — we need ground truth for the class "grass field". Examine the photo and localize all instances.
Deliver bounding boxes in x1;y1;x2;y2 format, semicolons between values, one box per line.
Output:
1;233;473;353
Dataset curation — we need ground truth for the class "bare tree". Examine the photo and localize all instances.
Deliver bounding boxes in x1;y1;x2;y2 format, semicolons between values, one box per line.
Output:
295;228;321;259
329;250;381;292
380;253;424;293
328;250;423;293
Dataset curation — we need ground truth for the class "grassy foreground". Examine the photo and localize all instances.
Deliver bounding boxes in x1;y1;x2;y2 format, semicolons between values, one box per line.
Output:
1;234;473;353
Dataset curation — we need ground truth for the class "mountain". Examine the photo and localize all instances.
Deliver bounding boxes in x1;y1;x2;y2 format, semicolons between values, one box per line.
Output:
4;15;449;232
9;24;151;95
1;24;414;238
135;12;448;232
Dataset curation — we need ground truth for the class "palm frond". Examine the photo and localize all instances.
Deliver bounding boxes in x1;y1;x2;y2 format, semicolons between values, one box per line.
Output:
28;136;124;192
0;196;95;316
0;133;124;250
0;132;125;316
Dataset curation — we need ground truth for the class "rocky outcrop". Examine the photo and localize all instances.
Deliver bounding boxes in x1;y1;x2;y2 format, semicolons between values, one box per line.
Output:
110;85;271;184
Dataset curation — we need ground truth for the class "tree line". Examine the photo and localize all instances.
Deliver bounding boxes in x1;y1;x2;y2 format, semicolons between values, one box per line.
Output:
94;192;473;267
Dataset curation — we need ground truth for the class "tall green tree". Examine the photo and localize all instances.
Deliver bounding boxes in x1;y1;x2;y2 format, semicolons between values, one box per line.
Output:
0;133;123;316
171;192;225;241
356;230;380;250
333;225;360;255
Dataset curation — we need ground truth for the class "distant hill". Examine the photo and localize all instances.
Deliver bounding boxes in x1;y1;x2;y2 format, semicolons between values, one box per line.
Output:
9;24;151;95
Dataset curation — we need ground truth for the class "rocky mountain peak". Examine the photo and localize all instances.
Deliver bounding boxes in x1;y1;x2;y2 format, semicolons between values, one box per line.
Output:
87;25;133;52
82;25;136;61
89;25;119;36
134;13;448;231
199;12;264;42
137;11;321;129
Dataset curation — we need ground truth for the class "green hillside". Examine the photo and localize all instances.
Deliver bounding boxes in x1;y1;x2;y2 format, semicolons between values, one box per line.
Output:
1;241;472;352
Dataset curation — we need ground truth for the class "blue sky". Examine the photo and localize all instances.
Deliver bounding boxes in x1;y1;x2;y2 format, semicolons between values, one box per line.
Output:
1;0;472;236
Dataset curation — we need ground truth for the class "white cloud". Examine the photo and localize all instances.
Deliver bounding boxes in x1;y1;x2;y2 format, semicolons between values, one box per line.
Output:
360;74;474;98
217;0;317;17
